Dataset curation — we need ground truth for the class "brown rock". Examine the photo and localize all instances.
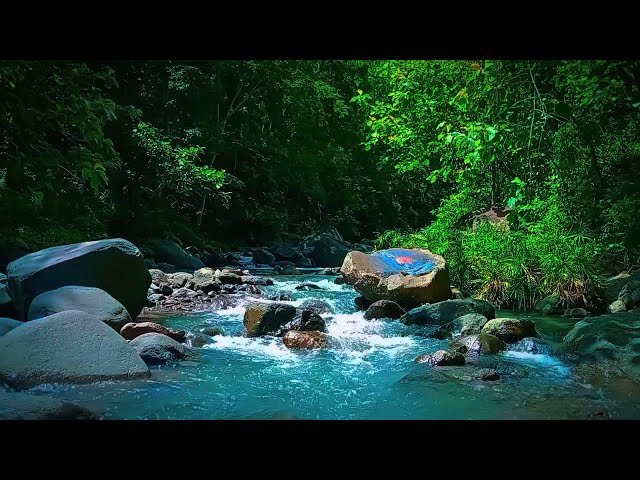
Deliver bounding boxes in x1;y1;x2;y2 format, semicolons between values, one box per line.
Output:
415;350;465;366
283;330;329;349
120;321;186;343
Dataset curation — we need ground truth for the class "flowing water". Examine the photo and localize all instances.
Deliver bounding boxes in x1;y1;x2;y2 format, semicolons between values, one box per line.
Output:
25;275;640;419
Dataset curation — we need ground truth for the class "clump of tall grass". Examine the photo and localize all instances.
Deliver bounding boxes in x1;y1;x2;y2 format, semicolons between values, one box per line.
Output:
375;199;606;310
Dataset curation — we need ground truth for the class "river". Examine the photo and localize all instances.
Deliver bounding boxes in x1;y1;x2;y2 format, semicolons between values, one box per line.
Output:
24;274;640;419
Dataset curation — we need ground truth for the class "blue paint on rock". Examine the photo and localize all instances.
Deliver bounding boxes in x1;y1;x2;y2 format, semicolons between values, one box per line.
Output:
370;249;437;277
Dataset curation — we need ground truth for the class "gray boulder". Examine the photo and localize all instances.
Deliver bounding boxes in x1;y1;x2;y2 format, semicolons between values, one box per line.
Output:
129;332;196;366
143;239;204;270
6;238;151;320
400;298;495;326
28;286;132;331
481;318;538;343
0;310;150;389
363;300;406;320
0;391;99;420
252;248;276;266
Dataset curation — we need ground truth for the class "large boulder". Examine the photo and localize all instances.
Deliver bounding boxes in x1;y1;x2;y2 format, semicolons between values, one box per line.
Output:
306;235;352;268
0;391;99;420
244;302;297;337
143;239;204;270
286;310;326;333
534;294;564;315
363;300;406;320
0;310;150;389
415;350;465;366
451;333;506;355
28;286;132;331
300;299;334;315
400;298;495;326
564;311;640;379
271;246;303;262
341;248;451;309
0;317;22;336
481;318;538;343
120;322;186;342
434;312;489;338
6;238;151;320
283;330;329;349
603;270;640;303
253;248;276;266
129;333;195;366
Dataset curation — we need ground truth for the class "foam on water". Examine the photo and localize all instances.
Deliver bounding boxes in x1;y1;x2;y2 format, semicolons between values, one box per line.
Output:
504;350;571;376
203;335;300;361
271;278;349;293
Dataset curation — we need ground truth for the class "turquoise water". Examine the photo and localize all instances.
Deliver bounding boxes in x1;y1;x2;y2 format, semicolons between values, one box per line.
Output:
24;275;640;419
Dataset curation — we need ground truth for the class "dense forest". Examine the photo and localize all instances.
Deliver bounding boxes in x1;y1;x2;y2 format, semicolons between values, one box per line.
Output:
2;60;640;309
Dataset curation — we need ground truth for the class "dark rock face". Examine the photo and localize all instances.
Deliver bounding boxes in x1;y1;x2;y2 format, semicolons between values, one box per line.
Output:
304;233;352;267
363;300;406;320
479;369;500;381
129;333;196;366
535;295;564;315
354;296;373;311
400;299;495;326
120;322;186;342
0;391;99;420
272;246;303;262
341;248;451;309
295;258;314;268
0;310;150;389
253;248;276;266
241;275;273;286
287;310;326;333
143;239;204;270
481;318;538;344
619;280;640;309
415;350;465;366
299;299;334;315
0;283;18;318
201;326;224;337
603;270;640;303
451;333;506;355
295;283;323;291
244;302;297;337
283;330;329;349
268;293;293;302
28;286;132;331
564;311;640;380
6;238;151;320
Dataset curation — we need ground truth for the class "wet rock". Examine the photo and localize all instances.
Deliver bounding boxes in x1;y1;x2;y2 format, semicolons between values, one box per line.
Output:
299;299;334;315
280;265;299;275
120;321;186;342
0;317;22;336
295;258;314;268
452;333;506;355
481;318;538;343
416;350;466;366
149;269;170;286
268;293;293;302
334;277;345;285
510;337;554;355
604;270;640;302
184;331;212;348
217;272;242;285
609;300;627;313
172;287;198;298
241;275;273;286
0;391;100;420
0;310;150;389
221;284;238;294
201;326;224;337
295;283;324;291
148;294;166;303
28;286;132;331
286;310;326;333
564;307;588;318
170;272;195;289
535;294;564;315
354;295;373;311
341;248;451;309
400;298;495;326
253;248;276;266
7;238;151;320
318;267;341;275
363;300;405;320
272;246;303;262
303;231;352;267
283;330;329;349
0;273;7;284
129;332;196;366
479;369;500;381
434;312;489;338
244;302;297;337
